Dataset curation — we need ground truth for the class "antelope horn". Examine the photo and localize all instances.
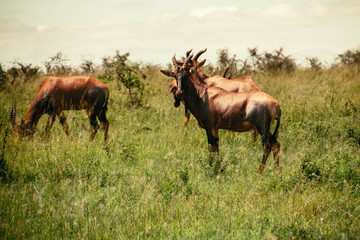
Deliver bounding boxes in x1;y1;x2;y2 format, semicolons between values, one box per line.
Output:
9;102;18;130
186;49;193;57
221;64;230;78
183;53;193;69
193;48;207;62
172;54;179;69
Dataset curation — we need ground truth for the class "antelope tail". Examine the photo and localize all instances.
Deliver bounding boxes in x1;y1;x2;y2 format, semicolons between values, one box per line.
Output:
270;108;281;144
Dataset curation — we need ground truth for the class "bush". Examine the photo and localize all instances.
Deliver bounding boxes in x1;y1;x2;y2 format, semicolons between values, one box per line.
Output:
211;47;297;77
253;47;296;73
44;52;72;76
7;67;19;85
99;51;147;107
215;48;251;77
307;57;322;71
80;59;95;75
338;48;360;66
0;65;7;90
0;62;40;89
16;62;40;82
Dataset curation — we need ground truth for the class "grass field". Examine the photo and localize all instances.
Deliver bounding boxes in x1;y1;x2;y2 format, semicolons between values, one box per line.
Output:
0;66;359;239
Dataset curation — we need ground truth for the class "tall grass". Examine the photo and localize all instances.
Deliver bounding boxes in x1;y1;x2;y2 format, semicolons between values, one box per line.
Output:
0;67;359;239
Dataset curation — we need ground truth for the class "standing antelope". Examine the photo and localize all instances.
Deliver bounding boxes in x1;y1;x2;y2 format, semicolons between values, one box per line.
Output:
170;53;281;172
161;49;260;133
9;76;110;141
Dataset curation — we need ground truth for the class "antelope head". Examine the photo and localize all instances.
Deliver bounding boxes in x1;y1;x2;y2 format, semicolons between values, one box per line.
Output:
9;103;33;137
172;53;193;97
168;80;181;108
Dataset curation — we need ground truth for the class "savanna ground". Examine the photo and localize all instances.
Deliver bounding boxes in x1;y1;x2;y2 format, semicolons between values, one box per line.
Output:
0;61;360;239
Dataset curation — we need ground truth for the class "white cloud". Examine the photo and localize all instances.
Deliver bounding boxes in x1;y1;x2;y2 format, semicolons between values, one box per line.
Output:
147;13;181;25
263;3;297;18
189;6;238;18
242;3;298;24
304;0;327;17
0;19;24;30
36;24;47;33
119;0;156;9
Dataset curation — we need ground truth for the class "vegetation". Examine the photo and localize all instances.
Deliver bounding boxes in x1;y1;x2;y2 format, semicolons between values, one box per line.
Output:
210;47;297;77
0;48;359;239
99;51;147;107
338;48;360;67
43;52;72;76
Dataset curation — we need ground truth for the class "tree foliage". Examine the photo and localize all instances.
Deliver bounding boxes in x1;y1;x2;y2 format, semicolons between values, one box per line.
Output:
214;47;297;78
307;57;322;71
338;48;360;66
44;52;72;76
99;51;147;107
253;47;296;73
0;64;8;90
337;47;360;73
216;48;251;77
7;67;19;85
80;59;95;75
0;62;39;89
16;63;39;82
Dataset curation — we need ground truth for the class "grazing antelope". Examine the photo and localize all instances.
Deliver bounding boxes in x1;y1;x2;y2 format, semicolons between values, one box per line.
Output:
161;49;260;133
9;76;110;141
171;53;281;172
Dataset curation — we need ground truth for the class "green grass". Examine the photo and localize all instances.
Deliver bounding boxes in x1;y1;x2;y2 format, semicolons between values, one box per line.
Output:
0;67;359;239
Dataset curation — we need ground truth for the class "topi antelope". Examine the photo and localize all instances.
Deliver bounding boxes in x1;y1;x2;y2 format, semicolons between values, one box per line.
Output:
161;49;260;133
170;53;281;172
9;76;110;141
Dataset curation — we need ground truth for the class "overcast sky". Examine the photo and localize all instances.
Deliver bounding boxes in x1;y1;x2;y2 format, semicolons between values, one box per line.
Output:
1;0;359;67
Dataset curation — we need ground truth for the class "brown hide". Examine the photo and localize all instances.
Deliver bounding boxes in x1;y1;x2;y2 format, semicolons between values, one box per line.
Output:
205;88;280;132
201;75;259;92
28;76;109;112
172;53;281;172
10;76;110;141
161;53;260;133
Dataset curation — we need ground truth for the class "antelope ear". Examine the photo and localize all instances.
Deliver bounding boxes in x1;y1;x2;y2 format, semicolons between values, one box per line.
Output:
160;70;174;77
199;59;206;67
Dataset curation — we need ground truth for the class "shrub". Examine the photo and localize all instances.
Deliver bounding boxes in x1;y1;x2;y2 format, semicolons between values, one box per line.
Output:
254;47;296;73
7;67;19;85
0;122;11;182
0;65;7;90
16;62;40;82
212;47;297;77
337;47;360;73
44;52;72;76
80;58;95;75
215;48;251;77
338;48;360;67
0;62;40;87
307;57;322;71
99;51;147;107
